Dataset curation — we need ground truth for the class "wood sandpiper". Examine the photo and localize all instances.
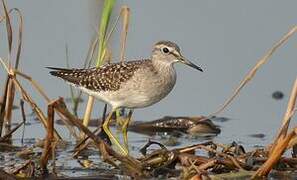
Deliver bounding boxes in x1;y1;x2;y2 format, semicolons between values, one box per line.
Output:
48;41;203;155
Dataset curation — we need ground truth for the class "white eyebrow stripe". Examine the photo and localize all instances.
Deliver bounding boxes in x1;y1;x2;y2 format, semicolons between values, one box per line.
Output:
171;49;180;57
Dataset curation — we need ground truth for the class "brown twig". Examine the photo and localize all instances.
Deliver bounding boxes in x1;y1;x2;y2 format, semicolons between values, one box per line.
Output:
271;78;297;152
73;104;109;158
0;7;24;137
253;130;296;178
253;78;297;178
14;70;50;101
0;76;9;137
176;142;248;170
2;0;12;53
40;101;56;173
120;5;130;63
209;26;297;117
72;127;101;158
13;70;79;139
53;98;145;177
52;98;113;154
2;5;24;136
197;159;218;171
0;121;24;142
12;160;34;177
9;72;62;139
1;0;13;136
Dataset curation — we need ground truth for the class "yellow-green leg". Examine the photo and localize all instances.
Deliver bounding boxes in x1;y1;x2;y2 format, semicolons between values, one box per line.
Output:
122;110;133;151
102;109;128;156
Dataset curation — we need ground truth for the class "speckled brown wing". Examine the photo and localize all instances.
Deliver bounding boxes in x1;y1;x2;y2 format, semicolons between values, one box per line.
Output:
48;60;151;92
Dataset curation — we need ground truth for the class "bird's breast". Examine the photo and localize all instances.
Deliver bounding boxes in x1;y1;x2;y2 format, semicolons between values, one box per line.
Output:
113;66;177;108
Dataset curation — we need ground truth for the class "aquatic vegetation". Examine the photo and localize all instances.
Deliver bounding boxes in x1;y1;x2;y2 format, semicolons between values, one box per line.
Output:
0;0;297;179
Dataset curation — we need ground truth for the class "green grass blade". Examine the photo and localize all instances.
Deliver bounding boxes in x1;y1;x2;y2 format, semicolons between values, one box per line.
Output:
96;0;115;67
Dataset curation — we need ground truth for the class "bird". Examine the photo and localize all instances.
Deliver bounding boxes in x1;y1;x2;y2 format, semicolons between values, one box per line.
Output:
48;40;203;155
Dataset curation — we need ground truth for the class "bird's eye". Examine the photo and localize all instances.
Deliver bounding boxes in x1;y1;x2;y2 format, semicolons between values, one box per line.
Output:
162;47;169;54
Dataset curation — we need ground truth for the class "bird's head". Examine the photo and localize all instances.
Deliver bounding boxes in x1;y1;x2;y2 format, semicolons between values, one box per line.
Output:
152;40;203;72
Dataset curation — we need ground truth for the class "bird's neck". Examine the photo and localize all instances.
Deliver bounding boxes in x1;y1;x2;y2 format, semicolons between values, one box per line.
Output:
151;58;174;71
151;59;176;78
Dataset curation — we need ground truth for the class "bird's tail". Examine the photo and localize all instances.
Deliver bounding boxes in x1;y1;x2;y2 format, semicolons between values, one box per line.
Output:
46;67;82;85
47;67;72;76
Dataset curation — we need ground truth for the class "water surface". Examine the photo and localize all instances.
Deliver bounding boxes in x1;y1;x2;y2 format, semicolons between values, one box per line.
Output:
0;0;297;167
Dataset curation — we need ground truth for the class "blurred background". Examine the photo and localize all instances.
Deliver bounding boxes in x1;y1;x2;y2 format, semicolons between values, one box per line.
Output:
0;0;297;148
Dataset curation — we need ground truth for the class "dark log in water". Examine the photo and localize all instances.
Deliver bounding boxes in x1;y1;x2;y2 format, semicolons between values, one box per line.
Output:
128;116;221;136
56;116;221;136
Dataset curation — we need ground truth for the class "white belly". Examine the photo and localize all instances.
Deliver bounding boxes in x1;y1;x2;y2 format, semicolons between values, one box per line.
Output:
114;67;176;108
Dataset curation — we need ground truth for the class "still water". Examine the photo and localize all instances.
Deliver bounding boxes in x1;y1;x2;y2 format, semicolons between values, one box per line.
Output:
0;1;297;154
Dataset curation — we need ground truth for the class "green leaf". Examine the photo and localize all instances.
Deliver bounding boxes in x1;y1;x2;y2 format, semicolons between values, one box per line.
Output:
96;0;116;67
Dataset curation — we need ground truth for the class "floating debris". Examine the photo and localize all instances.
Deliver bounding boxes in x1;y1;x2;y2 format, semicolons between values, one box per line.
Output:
56;116;221;136
248;133;266;139
129;116;221;136
272;91;284;100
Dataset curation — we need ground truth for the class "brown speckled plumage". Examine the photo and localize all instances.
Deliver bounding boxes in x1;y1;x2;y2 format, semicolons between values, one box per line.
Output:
48;59;152;92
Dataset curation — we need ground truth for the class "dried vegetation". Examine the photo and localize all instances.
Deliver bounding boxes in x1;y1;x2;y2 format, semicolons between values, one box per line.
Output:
0;1;297;179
